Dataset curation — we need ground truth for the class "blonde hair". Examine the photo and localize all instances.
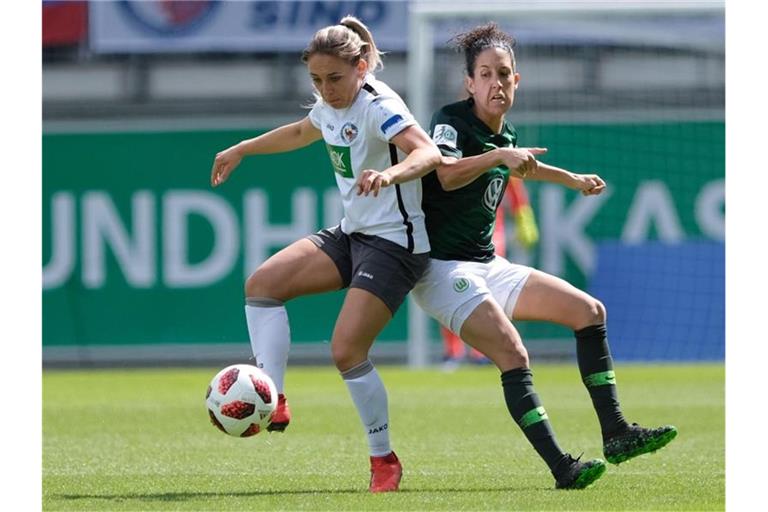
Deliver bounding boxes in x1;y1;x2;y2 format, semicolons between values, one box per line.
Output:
301;15;384;73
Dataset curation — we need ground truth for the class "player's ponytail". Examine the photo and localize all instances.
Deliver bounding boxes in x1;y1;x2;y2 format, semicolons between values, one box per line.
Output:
302;16;384;74
339;16;384;73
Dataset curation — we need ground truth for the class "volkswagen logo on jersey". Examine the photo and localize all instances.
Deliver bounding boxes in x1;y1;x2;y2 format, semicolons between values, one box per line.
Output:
483;176;505;212
340;122;359;144
118;0;220;36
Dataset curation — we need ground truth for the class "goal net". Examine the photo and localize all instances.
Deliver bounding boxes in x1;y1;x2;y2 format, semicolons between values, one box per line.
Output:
406;0;725;365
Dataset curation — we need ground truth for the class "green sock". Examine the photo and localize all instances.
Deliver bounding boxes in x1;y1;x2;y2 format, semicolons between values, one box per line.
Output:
501;368;568;473
575;324;628;439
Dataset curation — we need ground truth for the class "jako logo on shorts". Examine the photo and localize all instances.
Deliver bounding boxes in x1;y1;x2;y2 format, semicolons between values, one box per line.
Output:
453;278;470;292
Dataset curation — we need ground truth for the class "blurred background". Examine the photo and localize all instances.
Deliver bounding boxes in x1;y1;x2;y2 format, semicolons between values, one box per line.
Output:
42;0;725;368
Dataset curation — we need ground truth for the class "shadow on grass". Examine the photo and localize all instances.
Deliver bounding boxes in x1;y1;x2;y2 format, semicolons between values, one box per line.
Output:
54;484;548;502
56;489;361;501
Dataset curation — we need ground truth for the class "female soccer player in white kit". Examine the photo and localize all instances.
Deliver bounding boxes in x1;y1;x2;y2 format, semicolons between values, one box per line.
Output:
210;17;441;493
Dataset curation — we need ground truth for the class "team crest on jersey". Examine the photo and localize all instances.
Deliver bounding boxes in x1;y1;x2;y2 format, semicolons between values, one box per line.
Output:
340;122;359;144
433;124;458;148
483;176;505;212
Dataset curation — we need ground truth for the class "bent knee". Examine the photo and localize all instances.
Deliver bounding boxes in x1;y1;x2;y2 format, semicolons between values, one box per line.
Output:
330;343;368;373
577;297;606;329
510;341;530;368
245;267;282;299
492;336;529;370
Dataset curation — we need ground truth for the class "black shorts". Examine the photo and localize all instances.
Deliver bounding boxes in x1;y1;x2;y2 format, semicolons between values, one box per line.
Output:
307;226;429;315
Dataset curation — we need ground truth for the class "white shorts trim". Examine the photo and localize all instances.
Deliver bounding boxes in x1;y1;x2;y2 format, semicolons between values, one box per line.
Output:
412;256;533;334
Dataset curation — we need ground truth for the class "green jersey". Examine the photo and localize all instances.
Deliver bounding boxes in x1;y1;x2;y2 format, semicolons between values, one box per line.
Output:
422;98;518;262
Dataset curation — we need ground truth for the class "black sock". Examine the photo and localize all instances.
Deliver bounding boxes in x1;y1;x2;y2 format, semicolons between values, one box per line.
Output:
501;368;568;474
575;324;628;439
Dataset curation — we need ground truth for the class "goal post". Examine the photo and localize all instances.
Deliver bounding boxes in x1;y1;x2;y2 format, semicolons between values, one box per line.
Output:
405;0;725;367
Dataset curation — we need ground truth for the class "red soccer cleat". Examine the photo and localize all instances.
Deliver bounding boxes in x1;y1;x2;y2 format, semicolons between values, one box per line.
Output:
267;393;291;432
369;451;402;493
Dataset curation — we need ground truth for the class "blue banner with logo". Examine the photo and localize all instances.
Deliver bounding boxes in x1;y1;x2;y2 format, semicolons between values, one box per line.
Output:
89;1;723;54
89;0;408;53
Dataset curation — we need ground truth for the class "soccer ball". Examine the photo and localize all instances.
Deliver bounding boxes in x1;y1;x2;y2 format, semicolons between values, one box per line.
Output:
205;364;277;437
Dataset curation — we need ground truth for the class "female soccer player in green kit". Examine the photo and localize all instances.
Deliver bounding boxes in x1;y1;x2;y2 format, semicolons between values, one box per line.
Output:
413;23;677;490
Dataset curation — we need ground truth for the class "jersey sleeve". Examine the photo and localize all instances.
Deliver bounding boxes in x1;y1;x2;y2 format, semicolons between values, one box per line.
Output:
429;111;467;159
368;96;416;142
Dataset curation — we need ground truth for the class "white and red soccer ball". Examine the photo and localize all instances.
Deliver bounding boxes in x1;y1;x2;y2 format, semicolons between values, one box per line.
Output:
206;364;277;437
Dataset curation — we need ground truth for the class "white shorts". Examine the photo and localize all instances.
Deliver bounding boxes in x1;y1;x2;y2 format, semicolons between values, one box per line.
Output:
411;256;533;334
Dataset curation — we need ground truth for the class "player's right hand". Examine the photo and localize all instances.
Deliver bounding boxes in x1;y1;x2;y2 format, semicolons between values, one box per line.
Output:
356;169;392;197
500;147;547;178
211;145;244;187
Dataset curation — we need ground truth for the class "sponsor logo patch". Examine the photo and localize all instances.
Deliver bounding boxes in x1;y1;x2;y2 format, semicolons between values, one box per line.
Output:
326;144;353;178
432;124;458;148
483;176;505;212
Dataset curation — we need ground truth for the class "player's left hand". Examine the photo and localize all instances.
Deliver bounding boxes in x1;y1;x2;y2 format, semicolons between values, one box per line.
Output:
575;174;606;196
356;169;393;197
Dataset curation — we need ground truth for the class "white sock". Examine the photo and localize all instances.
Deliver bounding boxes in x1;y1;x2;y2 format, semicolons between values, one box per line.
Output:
244;297;291;393
341;360;392;457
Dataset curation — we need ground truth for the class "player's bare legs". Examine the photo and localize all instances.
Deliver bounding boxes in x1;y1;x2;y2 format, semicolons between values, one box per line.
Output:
330;287;391;371
512;269;677;464
331;287;402;492
246;238;343;301
511;269;604;329
244;238;344;432
459;299;528;371
459;298;606;489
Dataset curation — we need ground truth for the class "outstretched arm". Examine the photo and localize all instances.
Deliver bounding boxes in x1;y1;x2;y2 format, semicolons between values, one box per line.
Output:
211;116;322;187
436;146;547;191
526;161;606;196
356;125;442;197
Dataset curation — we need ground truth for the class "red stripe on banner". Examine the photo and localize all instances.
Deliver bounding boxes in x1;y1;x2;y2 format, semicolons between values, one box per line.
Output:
42;1;88;47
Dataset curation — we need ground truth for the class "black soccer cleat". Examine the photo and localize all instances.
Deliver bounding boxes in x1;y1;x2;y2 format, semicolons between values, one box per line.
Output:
554;454;607;490
603;423;678;464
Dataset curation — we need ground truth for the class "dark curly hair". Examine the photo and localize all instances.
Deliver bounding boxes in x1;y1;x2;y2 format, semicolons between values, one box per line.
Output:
451;22;516;77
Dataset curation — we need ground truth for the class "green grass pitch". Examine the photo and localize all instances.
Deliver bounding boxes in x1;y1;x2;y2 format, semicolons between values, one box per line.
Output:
43;364;723;511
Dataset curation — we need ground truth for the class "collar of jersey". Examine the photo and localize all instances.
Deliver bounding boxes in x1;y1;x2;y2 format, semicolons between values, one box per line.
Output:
463;97;515;145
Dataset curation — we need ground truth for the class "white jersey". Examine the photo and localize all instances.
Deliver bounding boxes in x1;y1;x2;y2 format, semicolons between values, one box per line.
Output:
308;75;430;254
